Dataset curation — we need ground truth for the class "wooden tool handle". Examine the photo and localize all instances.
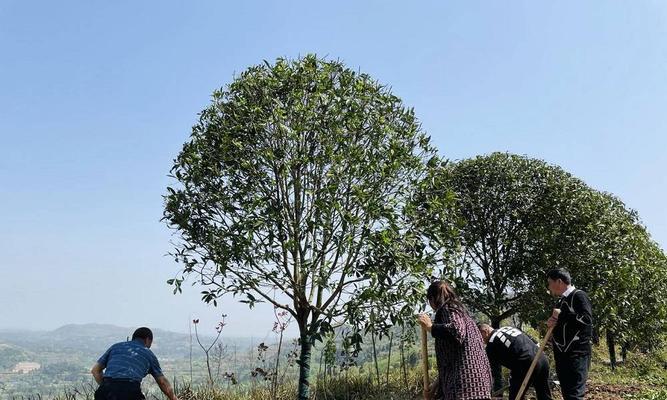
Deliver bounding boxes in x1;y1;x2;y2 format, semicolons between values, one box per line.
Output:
421;326;430;398
514;309;560;400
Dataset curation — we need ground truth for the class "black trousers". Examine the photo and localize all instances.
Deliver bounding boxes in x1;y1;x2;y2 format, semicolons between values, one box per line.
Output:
94;380;145;400
509;356;553;400
554;352;590;400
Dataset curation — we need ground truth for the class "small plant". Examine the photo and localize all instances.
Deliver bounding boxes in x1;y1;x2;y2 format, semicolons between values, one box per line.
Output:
192;314;228;385
322;333;337;383
251;342;274;385
271;307;293;399
222;372;237;388
213;342;228;381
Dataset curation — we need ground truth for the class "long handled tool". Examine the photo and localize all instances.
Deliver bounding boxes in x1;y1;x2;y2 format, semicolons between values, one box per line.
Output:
492;384;510;397
514;309;561;400
421;326;430;399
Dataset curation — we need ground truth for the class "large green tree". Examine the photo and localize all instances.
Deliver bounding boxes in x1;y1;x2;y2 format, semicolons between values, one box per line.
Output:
163;55;435;400
413;153;571;390
413;154;581;326
538;188;667;367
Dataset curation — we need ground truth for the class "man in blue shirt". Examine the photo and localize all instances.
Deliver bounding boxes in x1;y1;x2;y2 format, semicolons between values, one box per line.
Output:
91;327;179;400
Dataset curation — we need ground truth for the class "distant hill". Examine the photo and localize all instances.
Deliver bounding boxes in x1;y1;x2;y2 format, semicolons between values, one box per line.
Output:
0;324;260;360
50;323;132;339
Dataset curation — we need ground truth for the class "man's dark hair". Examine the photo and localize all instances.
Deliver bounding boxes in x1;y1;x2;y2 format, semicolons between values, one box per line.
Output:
132;327;153;341
546;269;571;285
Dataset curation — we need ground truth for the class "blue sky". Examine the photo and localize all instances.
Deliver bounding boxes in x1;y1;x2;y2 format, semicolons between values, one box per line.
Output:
1;1;665;337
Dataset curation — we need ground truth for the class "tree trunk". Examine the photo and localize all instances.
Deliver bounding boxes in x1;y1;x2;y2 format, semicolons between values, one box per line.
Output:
400;330;408;387
386;332;393;385
621;343;628;363
297;333;314;400
607;330;616;371
491;318;503;393
371;331;380;384
592;325;600;345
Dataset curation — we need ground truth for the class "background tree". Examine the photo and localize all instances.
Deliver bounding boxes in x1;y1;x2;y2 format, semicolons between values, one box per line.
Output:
621;243;667;352
412;153;570;390
412;152;667;389
163;55;436;400
537;189;667;369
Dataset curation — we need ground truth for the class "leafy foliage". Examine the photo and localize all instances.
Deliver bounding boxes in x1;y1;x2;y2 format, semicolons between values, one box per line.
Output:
413;152;667;347
164;55;437;399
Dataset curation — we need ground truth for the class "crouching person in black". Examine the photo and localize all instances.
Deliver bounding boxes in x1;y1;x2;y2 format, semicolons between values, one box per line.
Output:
91;327;179;400
478;324;552;400
547;269;593;400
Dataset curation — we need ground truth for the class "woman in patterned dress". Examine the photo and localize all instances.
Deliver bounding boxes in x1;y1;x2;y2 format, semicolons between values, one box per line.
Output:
417;281;492;400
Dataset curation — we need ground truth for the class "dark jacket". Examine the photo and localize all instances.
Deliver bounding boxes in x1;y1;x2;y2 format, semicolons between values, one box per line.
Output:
552;288;593;354
485;327;544;372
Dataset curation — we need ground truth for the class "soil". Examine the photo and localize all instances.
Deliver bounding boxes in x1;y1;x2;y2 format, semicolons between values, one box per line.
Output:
541;383;649;400
579;383;647;400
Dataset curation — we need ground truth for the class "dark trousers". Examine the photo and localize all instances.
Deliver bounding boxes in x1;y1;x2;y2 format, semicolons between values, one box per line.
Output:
554;352;590;400
94;380;145;400
509;356;553;400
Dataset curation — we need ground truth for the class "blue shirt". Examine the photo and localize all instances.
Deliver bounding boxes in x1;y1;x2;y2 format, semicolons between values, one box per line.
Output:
97;338;163;382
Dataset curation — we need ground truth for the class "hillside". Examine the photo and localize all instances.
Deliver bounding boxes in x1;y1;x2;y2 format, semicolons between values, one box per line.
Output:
0;323;289;398
0;343;35;371
0;324;233;359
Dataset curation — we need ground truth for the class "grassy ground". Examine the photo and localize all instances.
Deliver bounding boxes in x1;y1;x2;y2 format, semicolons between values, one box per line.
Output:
580;346;667;400
15;341;667;400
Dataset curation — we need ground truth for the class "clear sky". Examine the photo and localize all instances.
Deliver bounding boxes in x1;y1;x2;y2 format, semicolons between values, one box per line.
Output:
1;1;665;337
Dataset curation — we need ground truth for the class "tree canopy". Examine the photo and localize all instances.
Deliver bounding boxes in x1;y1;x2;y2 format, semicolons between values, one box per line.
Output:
164;54;667;398
412;152;667;383
163;55;438;400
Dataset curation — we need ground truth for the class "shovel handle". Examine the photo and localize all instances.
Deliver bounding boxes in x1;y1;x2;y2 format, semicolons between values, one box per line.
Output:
421;326;430;398
514;309;560;400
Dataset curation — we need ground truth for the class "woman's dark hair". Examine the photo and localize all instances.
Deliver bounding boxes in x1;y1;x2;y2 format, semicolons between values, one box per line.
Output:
427;280;466;313
132;327;153;341
546;269;571;285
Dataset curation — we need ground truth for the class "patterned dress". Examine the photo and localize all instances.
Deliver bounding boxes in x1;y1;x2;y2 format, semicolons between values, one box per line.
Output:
431;305;492;400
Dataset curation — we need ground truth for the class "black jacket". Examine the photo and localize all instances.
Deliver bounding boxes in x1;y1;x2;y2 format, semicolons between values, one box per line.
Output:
552;288;593;354
486;327;544;372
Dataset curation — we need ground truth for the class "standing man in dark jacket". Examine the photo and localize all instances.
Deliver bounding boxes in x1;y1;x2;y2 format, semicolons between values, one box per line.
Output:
478;324;552;400
546;269;593;400
91;327;179;400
